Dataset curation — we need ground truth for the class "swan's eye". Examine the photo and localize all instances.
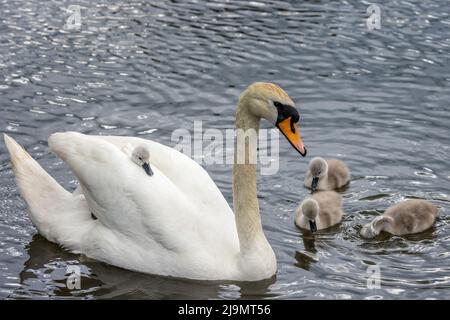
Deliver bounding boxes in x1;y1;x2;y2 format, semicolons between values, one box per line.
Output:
274;101;283;108
274;101;299;124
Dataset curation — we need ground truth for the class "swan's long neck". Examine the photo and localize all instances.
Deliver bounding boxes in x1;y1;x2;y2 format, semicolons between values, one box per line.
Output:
233;99;270;254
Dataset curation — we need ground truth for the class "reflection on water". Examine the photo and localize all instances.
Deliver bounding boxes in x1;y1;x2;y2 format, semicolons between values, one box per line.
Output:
295;236;318;271
0;0;449;299
11;235;275;299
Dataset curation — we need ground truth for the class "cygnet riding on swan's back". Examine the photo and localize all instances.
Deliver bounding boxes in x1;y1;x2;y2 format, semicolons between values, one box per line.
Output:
4;82;306;281
304;157;350;191
124;144;153;176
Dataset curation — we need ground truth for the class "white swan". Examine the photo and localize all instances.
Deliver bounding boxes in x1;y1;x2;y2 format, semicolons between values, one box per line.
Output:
4;82;306;281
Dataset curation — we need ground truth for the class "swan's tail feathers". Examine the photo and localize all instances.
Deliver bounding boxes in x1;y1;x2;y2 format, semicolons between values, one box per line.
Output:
3;134;78;241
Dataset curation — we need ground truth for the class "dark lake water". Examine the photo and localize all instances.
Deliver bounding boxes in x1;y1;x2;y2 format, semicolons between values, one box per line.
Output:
0;0;449;299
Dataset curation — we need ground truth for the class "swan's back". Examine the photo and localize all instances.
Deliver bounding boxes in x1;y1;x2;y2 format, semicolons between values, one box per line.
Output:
94;135;234;220
46;132;241;278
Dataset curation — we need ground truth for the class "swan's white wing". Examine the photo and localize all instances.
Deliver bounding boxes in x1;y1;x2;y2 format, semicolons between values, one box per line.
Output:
48;132;240;276
91;135;234;220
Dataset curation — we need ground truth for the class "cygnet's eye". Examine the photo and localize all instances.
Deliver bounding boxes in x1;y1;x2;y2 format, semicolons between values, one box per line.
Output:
138;157;142;161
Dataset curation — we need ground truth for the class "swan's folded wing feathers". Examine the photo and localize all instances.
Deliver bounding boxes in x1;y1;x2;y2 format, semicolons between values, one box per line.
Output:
3;134;93;246
93;135;239;256
49;132;219;253
94;135;235;219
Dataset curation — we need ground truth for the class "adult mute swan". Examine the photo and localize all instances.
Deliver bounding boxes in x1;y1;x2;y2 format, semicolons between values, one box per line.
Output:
4;82;306;281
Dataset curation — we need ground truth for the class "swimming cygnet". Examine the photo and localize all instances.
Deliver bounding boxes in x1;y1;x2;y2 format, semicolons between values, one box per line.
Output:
131;145;153;176
360;199;438;239
304;157;350;191
295;191;344;232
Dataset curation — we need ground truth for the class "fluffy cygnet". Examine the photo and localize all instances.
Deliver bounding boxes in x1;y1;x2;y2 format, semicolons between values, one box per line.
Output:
295;191;344;232
130;145;153;176
304;157;350;191
360;199;438;238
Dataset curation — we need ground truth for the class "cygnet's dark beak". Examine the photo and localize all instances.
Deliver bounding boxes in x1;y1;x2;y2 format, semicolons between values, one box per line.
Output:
309;220;317;233
311;177;319;191
142;162;153;176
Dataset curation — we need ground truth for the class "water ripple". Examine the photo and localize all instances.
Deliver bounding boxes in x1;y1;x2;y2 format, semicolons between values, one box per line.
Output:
0;0;449;299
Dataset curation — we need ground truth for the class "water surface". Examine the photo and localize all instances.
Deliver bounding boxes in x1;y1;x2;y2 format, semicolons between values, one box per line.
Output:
0;0;449;299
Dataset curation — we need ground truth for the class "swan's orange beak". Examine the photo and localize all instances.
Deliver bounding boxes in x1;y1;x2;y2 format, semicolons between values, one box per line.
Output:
277;117;306;157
